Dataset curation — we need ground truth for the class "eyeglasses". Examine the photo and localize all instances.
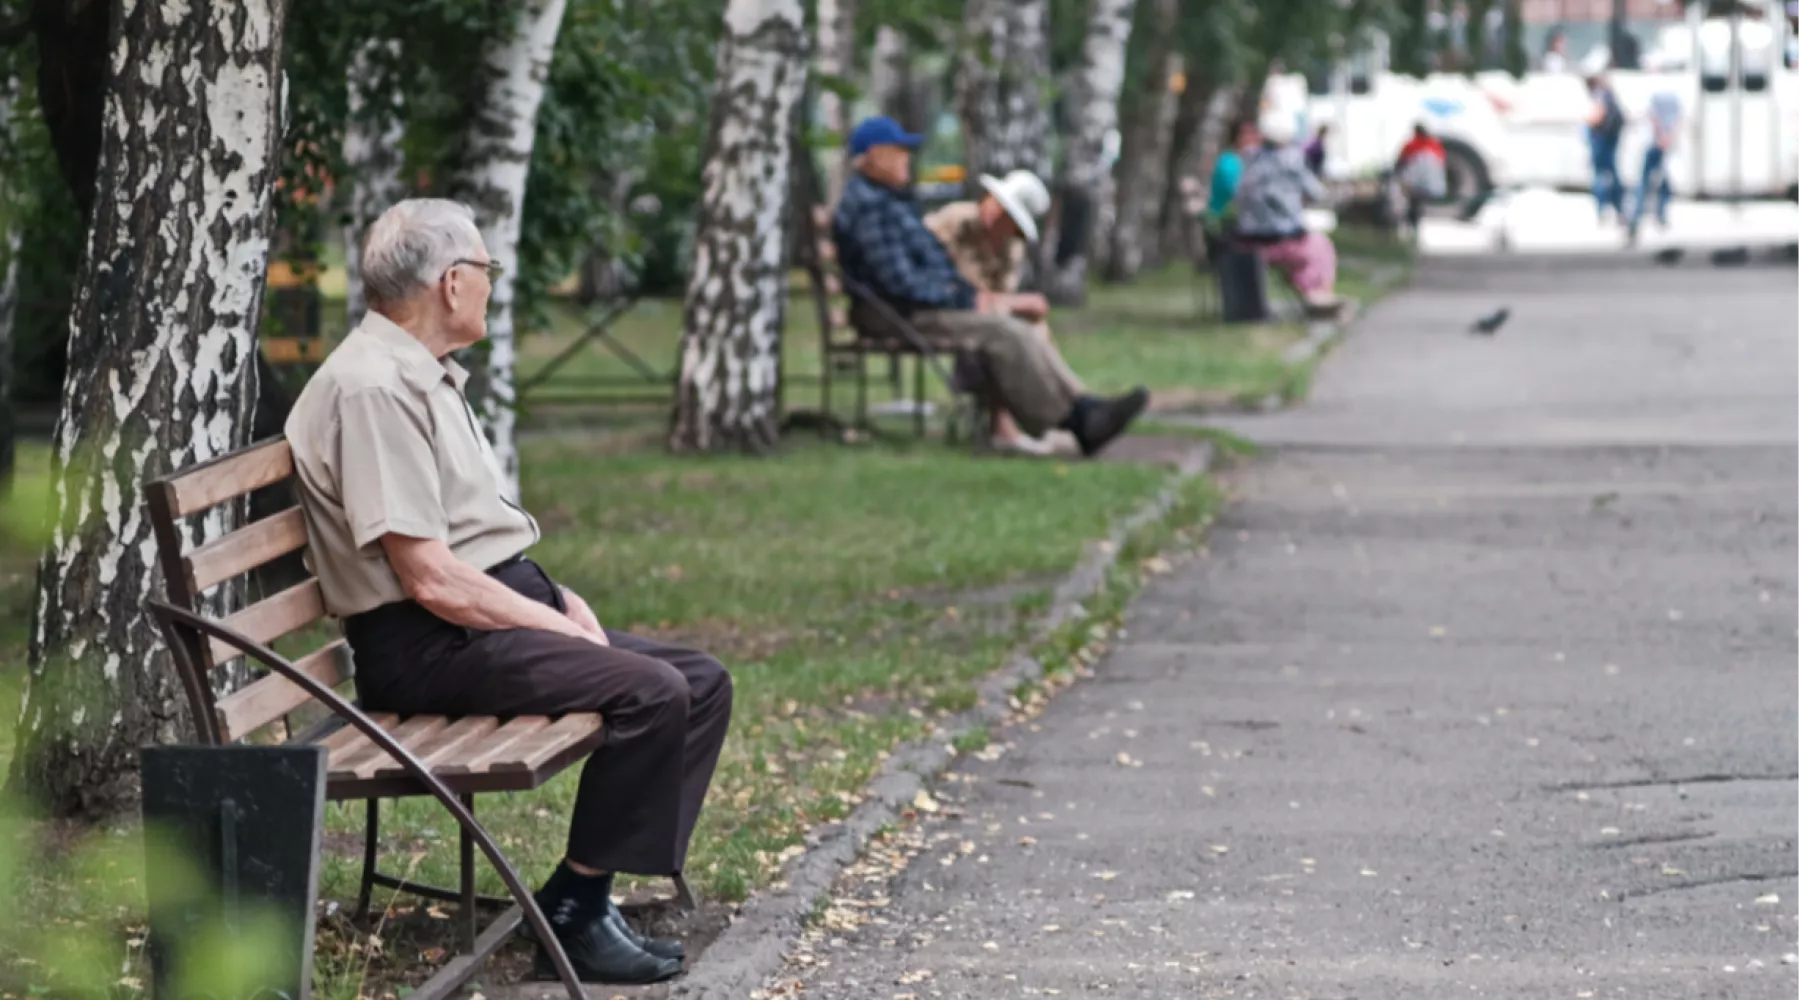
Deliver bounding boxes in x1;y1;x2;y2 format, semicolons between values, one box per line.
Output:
443;258;503;282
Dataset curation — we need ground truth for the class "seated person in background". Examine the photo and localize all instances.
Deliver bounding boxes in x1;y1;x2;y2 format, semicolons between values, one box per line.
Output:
1394;122;1447;233
1232;111;1347;319
924;169;1085;457
1207;117;1260;226
286;199;733;986
833;116;1148;457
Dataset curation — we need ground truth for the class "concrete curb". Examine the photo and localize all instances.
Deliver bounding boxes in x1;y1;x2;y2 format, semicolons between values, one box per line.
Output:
668;442;1217;1000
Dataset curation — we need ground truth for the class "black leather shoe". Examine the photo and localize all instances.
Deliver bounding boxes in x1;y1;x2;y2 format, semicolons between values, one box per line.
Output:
532;909;681;985
604;899;685;961
1075;386;1150;457
518;897;685;962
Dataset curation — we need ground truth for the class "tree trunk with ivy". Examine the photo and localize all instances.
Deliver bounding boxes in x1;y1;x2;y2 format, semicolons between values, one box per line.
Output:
1045;0;1136;305
669;0;808;453
451;0;569;503
342;38;407;331
956;0;1052;186
10;0;286;818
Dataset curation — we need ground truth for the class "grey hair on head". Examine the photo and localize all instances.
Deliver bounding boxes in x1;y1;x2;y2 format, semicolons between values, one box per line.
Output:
359;199;484;307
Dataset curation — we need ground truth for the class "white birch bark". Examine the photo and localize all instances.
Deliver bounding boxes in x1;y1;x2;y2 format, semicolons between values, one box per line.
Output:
451;0;569;503
870;25;909;122
342;39;407;331
13;0;287;815
816;0;856;205
957;0;1052;184
1104;0;1177;281
669;0;809;453
1048;0;1137;303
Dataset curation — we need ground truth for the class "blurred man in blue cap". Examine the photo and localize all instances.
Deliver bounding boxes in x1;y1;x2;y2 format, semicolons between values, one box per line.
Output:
832;116;1148;457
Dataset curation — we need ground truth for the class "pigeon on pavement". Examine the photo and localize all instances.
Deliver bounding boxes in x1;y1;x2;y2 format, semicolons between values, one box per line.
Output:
1470;307;1510;336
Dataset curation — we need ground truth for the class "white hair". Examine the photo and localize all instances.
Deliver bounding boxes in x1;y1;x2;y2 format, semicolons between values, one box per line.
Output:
359;198;485;307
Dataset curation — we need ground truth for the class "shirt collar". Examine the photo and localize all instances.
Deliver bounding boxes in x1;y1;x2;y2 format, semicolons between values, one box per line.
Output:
357;311;470;394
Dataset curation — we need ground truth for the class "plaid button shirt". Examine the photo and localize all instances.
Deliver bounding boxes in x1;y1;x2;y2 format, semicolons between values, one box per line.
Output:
833;173;977;313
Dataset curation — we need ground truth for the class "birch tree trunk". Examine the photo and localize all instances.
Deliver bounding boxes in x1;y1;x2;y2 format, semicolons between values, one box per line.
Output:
342;39;407;331
1104;0;1179;282
870;26;910;124
451;0;569;503
669;0;808;453
10;0;286;817
816;0;855;205
1045;0;1136;305
956;0;1052;186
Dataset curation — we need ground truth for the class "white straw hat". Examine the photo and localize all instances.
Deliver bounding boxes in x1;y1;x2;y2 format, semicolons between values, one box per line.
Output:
1258;110;1299;146
978;170;1052;244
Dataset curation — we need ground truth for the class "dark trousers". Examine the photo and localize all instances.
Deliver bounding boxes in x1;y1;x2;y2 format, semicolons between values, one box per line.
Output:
343;558;734;876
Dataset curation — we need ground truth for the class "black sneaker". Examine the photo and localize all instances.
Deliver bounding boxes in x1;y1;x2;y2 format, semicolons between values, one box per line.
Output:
1074;387;1150;457
532;904;681;985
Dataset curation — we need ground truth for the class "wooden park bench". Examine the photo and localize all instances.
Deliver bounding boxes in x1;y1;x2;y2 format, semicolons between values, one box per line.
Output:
141;437;685;1000
798;204;983;445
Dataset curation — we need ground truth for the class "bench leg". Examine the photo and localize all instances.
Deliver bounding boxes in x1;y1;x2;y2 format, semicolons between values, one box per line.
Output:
673;872;697;912
459;793;478;953
913;355;926;439
356;798;380;920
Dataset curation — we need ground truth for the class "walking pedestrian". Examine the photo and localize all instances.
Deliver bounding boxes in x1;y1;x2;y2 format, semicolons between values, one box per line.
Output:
1585;73;1626;222
1628;87;1682;244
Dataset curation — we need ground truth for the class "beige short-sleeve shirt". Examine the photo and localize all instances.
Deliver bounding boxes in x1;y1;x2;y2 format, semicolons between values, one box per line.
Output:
923;200;1025;294
285;313;540;617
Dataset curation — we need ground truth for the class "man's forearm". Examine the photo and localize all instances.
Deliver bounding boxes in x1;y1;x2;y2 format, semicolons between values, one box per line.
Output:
413;558;590;639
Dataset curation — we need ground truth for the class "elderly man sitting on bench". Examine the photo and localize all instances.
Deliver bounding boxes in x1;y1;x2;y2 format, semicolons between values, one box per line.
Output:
285;198;733;986
833;116;1149;456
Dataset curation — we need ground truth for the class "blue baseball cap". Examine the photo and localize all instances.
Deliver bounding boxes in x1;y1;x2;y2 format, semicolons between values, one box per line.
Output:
848;116;922;157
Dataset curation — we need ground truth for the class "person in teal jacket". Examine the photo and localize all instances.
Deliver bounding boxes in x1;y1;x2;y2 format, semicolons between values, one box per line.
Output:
1207;117;1260;222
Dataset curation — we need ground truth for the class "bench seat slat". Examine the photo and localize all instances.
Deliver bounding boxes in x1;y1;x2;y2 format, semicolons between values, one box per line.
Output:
437;717;553;774
399;717;505;774
213;639;352;742
333;715;453;779
487;714;606;774
186;507;309;592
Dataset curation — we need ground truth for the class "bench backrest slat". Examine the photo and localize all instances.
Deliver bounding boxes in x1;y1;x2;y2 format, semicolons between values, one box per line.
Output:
212;638;352;743
206;578;327;668
159;438;295;519
186;506;309;593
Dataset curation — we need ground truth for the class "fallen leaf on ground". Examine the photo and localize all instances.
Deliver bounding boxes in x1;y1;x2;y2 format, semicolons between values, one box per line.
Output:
913;790;940;813
1166;890;1196;901
1092;871;1119;881
1755;893;1781;905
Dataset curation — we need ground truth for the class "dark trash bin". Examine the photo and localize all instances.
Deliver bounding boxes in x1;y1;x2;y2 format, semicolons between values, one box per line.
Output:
1215;243;1270;324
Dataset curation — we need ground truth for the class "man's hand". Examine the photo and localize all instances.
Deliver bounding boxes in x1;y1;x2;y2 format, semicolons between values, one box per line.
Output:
1008;293;1049;322
380;535;606;646
560;586;611;646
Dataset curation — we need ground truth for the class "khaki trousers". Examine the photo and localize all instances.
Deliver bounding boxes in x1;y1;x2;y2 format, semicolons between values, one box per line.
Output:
908;310;1078;437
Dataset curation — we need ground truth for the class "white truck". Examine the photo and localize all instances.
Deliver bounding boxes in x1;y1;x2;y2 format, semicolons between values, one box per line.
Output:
1274;3;1798;205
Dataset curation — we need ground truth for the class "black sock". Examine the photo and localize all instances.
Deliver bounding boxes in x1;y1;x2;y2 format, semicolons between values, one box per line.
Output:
540;861;614;926
1060;396;1096;433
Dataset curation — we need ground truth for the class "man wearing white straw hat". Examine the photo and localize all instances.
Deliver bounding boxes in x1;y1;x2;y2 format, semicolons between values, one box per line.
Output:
925;170;1086;456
